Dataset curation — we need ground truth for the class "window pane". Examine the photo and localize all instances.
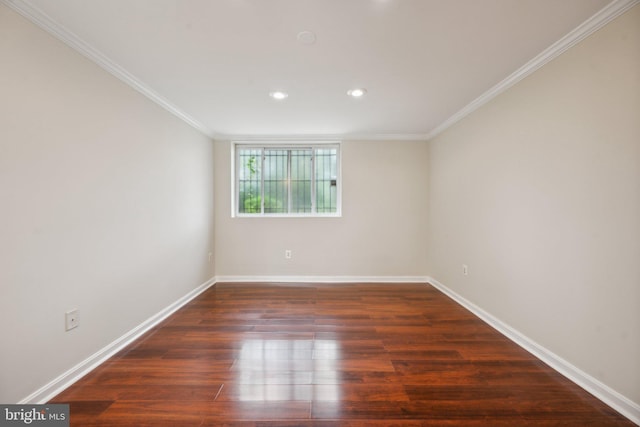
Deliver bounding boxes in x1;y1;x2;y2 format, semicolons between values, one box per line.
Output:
291;149;312;213
236;144;339;216
263;149;288;213
238;149;262;214
315;148;337;213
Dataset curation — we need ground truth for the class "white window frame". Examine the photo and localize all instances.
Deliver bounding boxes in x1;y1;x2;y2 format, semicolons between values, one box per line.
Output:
232;141;342;218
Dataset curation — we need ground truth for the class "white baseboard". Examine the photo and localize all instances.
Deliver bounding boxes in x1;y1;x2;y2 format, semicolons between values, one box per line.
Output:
20;276;217;404
426;276;640;425
21;274;637;424
214;275;429;284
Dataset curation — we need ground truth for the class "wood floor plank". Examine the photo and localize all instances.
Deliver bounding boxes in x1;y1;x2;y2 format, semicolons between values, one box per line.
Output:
56;384;222;402
50;282;634;426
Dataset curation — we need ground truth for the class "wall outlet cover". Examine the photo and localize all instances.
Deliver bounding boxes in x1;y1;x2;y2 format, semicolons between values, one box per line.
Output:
65;309;79;331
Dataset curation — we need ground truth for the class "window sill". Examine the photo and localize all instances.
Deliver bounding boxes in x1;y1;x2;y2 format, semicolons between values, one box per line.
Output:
233;213;342;219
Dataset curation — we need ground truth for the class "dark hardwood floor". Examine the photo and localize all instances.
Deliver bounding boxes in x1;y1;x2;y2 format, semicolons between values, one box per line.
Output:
50;283;633;426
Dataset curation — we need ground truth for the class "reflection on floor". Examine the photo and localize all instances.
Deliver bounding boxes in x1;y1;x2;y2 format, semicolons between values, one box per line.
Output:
233;339;339;402
50;282;634;426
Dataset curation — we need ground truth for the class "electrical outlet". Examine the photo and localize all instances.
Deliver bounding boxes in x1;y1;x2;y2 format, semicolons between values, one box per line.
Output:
462;264;469;276
285;250;292;259
65;309;79;331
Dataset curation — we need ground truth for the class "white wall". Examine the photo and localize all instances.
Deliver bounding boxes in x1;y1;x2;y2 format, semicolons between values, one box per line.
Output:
3;0;636;414
427;4;639;407
214;140;428;279
0;5;214;403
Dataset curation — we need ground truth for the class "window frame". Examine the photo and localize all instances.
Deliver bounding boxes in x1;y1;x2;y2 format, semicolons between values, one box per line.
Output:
232;141;342;218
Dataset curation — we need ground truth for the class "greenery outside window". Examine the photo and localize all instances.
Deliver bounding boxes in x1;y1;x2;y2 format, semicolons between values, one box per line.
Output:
234;143;341;216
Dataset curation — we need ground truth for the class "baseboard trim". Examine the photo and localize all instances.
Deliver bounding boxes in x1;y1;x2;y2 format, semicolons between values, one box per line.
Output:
19;276;217;404
214;275;430;284
21;274;637;424
426;276;640;425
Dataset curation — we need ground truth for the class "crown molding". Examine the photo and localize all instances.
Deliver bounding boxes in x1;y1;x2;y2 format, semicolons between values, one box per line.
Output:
2;0;426;143
2;0;214;138
212;133;429;142
425;0;640;141
4;0;636;142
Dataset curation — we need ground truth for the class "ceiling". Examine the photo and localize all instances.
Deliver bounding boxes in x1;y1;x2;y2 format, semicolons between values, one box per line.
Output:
9;0;618;139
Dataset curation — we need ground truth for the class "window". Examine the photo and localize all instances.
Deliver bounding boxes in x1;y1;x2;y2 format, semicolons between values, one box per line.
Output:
234;143;341;216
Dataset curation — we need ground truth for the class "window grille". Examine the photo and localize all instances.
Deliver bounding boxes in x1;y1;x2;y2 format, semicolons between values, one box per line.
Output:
235;143;340;216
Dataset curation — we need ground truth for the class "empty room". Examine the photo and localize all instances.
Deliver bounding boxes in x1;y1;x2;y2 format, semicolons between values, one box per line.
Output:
1;0;638;425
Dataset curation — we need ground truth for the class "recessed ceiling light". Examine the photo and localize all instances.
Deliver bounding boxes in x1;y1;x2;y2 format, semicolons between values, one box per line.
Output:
269;91;288;100
297;30;316;45
347;88;367;98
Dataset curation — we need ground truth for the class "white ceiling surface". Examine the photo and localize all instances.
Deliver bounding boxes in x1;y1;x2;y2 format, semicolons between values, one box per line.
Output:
18;0;614;139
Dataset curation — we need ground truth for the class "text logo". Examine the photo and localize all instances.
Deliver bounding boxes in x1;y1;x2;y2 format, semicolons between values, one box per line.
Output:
0;405;69;427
